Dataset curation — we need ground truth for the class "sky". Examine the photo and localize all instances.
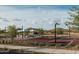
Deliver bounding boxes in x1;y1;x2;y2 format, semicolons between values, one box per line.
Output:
0;5;75;30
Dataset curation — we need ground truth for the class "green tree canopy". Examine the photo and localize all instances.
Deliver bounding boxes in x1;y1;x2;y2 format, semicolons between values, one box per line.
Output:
69;6;79;30
52;28;64;34
7;25;17;38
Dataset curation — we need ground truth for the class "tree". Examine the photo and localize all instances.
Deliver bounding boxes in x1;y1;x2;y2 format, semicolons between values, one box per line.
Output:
52;28;64;34
56;28;64;34
69;6;79;31
37;28;44;34
0;30;5;34
7;25;17;42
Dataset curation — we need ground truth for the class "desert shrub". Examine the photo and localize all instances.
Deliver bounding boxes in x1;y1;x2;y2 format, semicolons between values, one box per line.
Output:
33;42;39;46
49;43;56;46
22;41;33;46
29;42;39;46
73;45;79;50
55;44;63;47
39;42;46;46
4;48;8;50
35;42;39;46
65;45;75;49
2;40;4;44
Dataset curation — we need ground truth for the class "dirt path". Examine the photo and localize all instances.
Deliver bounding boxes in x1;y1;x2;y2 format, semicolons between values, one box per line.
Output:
0;44;79;54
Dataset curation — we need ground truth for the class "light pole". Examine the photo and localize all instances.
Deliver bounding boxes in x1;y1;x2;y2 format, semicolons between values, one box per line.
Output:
22;25;23;39
5;26;6;39
54;23;59;43
68;26;71;38
65;22;71;38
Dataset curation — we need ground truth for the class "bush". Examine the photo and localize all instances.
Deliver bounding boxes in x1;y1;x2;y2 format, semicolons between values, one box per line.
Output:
34;42;39;46
30;42;39;46
55;44;63;47
73;45;79;50
39;43;46;46
49;43;56;46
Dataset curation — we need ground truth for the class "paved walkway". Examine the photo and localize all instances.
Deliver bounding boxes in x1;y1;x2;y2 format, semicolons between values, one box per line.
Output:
0;44;79;54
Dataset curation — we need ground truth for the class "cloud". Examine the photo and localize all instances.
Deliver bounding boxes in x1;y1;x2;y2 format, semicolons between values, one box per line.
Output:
2;19;9;22
13;18;22;21
0;5;70;29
